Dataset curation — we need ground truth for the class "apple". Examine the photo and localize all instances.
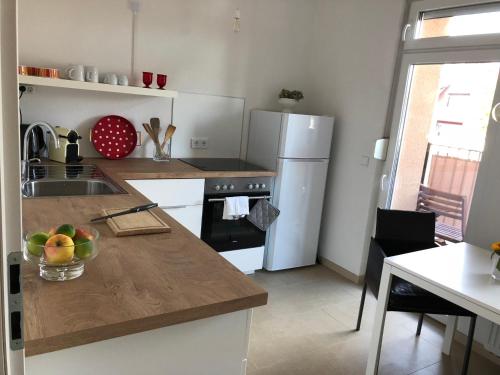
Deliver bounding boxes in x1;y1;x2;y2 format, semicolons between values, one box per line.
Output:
74;227;94;241
74;238;94;259
56;224;76;238
27;232;50;257
44;234;74;264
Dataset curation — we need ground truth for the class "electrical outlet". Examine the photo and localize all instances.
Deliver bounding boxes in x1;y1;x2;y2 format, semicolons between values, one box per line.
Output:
191;137;208;149
20;85;34;95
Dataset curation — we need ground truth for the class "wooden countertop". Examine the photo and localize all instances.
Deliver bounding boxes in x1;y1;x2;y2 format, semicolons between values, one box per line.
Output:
87;158;277;179
22;158;270;356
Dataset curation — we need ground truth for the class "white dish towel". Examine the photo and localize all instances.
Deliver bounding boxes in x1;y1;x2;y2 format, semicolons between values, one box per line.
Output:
223;196;250;220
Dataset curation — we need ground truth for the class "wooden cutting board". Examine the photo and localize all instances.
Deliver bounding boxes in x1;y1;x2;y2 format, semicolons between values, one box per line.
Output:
102;208;171;237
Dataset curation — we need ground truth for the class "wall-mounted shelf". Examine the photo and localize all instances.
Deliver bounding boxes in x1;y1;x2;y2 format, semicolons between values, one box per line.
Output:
18;75;178;98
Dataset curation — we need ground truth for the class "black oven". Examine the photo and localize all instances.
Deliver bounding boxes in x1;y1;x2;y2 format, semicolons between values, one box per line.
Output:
200;177;272;253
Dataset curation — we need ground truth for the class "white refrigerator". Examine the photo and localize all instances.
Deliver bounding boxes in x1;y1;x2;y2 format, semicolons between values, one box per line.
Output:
247;110;334;271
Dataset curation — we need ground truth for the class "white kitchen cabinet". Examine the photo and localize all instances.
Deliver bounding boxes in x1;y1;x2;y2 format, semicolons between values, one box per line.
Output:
163;205;203;238
126;179;204;207
26;310;253;375
126;179;204;238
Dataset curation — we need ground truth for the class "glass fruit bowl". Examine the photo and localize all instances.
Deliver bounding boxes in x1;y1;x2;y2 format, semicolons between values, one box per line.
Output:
23;225;99;281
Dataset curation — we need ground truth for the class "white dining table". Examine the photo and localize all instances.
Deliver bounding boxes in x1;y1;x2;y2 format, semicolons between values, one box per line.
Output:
365;242;500;375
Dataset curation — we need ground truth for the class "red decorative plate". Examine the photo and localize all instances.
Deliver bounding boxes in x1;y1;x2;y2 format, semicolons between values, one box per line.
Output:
91;115;137;159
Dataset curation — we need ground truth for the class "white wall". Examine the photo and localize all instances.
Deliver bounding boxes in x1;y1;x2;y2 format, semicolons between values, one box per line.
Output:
18;0;316;158
464;82;500;355
20;88;172;158
466;115;500;249
172;92;244;158
310;0;406;276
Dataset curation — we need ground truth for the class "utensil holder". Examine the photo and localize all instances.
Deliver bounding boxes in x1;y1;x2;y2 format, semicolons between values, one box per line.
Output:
153;139;171;162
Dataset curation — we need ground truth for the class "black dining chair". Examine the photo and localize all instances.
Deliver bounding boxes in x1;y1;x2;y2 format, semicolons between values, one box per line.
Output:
356;208;477;375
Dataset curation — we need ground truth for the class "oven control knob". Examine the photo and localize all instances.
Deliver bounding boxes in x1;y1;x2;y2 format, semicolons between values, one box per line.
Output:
214;185;221;191
261;183;266;189
254;184;260;189
248;184;254;189
229;184;235;190
222;184;228;190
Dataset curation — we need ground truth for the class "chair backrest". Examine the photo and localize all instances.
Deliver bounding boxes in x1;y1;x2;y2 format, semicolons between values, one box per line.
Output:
416;184;465;235
375;208;436;244
365;208;437;296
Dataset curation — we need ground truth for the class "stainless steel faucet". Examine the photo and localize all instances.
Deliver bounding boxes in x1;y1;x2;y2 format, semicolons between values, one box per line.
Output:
22;121;60;180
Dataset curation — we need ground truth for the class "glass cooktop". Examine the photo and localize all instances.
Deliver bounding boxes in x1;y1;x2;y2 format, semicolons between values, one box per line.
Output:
180;158;266;172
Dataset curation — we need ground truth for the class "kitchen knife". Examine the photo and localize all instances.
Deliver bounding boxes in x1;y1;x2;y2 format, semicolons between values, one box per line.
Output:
90;203;159;223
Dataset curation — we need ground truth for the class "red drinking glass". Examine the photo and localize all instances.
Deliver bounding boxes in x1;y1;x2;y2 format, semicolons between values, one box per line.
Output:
157;74;168;89
142;72;153;88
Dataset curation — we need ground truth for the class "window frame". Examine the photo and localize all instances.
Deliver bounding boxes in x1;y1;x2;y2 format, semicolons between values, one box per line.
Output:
404;0;500;51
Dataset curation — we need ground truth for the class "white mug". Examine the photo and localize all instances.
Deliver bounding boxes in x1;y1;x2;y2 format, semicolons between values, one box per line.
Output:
85;66;99;83
65;64;84;81
103;73;118;85
118;74;129;86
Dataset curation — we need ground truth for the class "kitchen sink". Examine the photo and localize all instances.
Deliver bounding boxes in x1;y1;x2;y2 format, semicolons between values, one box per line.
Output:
21;164;126;198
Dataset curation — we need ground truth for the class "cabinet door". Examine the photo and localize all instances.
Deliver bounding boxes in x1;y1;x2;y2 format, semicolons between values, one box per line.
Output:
163;205;203;238
126;179;204;207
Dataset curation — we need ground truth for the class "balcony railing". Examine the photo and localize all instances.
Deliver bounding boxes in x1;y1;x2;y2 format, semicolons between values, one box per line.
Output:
422;143;482;228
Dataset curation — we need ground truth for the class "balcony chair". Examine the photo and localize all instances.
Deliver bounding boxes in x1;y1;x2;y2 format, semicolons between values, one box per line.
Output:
416;184;466;243
356;208;477;375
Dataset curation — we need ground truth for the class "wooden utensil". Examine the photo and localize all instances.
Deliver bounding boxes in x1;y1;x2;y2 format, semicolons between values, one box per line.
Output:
142;123;153;137
161;124;176;150
143;123;157;142
150;118;161;143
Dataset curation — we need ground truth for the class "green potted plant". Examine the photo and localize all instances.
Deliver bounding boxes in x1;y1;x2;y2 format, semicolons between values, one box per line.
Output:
278;89;304;112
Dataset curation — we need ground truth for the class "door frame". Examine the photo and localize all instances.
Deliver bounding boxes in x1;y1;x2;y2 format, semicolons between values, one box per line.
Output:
0;0;25;373
380;47;500;209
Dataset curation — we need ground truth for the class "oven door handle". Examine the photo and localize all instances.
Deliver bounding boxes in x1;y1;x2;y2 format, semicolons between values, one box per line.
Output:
160;205;188;209
207;195;272;203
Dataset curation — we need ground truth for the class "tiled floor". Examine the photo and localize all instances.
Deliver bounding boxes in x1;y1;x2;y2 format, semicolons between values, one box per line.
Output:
247;265;500;375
